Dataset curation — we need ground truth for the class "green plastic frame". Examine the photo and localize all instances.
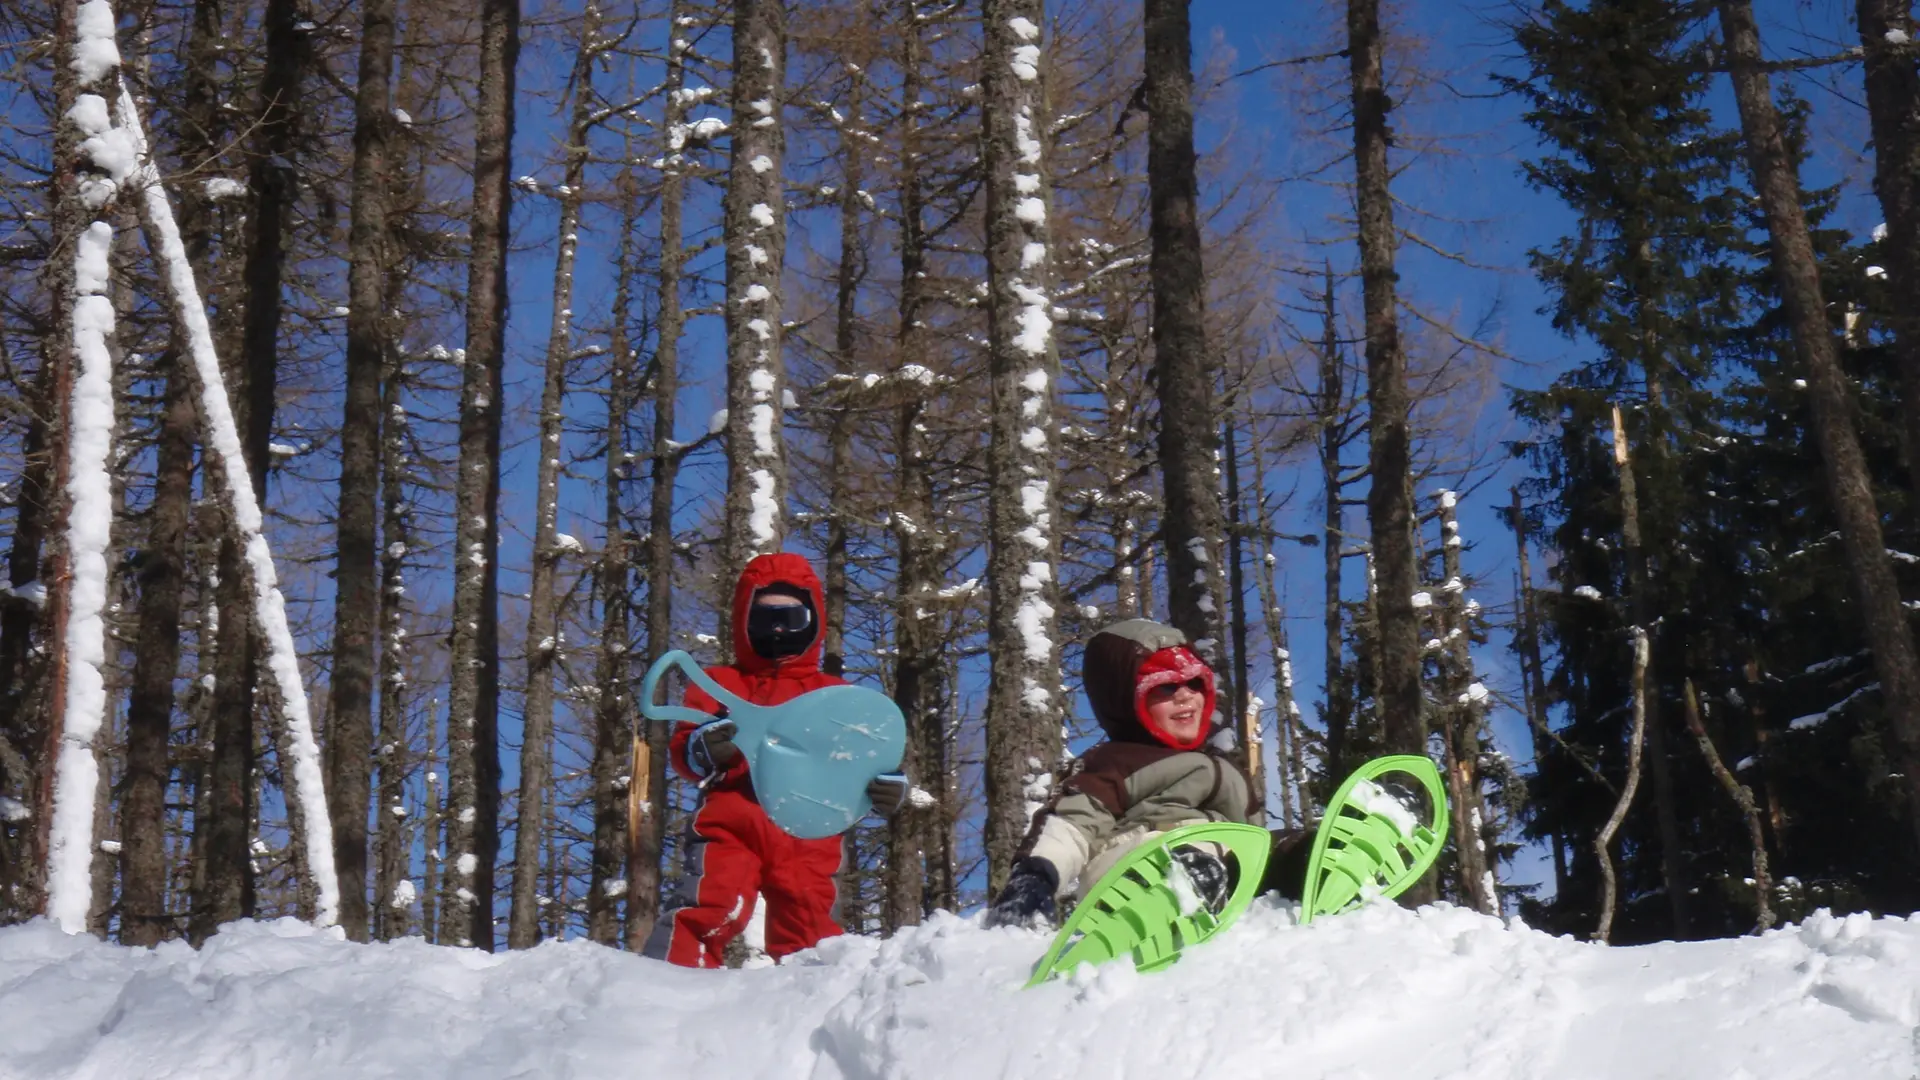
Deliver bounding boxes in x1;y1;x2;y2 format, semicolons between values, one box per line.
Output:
1298;754;1449;924
1024;821;1273;988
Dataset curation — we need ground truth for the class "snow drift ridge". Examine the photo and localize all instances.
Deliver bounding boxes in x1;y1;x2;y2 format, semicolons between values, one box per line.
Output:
1;900;1917;1079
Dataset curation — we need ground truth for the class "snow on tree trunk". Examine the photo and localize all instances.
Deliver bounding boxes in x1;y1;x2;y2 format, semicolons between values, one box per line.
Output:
1434;491;1496;916
981;0;1063;894
630;0;695;953
1719;0;1920;868
510;10;599;950
589;177;638;948
374;342;413;941
444;0;519;951
886;4;934;933
109;78;339;928
328;0;399;944
1144;0;1229;684
45;69;124;929
721;0;789;592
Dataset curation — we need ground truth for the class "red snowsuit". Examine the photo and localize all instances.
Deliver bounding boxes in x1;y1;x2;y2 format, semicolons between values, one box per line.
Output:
655;553;846;968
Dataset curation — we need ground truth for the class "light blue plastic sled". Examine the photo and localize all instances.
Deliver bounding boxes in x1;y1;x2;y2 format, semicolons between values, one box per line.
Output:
640;650;908;839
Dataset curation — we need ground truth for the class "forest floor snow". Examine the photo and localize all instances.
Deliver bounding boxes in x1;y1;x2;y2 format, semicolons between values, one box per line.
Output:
2;899;1918;1079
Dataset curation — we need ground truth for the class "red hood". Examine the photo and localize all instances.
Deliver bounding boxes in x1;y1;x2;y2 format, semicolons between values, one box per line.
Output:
731;552;827;674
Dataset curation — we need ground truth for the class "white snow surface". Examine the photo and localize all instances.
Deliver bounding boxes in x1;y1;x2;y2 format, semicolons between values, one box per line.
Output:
3;904;1918;1079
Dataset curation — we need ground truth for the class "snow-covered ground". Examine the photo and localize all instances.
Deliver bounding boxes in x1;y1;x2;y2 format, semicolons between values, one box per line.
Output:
2;900;1916;1079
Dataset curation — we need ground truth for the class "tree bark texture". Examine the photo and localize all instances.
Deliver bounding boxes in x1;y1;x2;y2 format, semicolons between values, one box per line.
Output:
1854;0;1920;500
1611;405;1688;936
1718;0;1920;865
1682;680;1774;933
1318;267;1355;786
119;349;195;945
198;0;311;937
588;175;637;947
981;0;1062;894
444;0;519;951
629;0;693;952
1594;628;1650;944
373;338;412;941
1436;495;1495;915
1348;0;1423;760
509;18;596;951
721;0;789;591
1144;0;1228;688
887;13;933;929
328;0;397;943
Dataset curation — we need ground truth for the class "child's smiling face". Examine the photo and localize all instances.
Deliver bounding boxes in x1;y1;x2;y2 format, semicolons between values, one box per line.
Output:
1142;678;1207;746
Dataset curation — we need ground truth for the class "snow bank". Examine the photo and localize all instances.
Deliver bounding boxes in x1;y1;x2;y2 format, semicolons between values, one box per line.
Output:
3;902;1917;1079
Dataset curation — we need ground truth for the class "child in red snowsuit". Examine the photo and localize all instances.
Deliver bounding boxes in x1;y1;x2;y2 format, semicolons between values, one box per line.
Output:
649;552;907;968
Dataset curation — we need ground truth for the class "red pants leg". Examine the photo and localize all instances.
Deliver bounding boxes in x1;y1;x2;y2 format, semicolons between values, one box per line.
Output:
658;789;763;968
761;832;845;961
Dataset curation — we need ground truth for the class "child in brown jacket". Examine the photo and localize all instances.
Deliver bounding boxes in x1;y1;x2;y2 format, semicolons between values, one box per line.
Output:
985;619;1309;927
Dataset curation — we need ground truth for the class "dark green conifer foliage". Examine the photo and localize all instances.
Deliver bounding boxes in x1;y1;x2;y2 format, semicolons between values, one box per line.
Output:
1506;1;1920;937
1504;0;1747;942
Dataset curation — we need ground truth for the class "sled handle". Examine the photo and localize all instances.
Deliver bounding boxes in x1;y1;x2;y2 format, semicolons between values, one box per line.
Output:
639;650;752;729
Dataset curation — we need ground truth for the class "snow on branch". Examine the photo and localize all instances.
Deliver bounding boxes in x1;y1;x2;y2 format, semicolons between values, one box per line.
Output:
111;77;339;928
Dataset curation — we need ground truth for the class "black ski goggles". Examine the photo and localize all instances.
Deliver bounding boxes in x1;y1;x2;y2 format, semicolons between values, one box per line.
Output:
747;599;814;636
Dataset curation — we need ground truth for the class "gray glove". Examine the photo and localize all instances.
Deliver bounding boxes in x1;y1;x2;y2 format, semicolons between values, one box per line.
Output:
687;718;740;778
867;773;909;818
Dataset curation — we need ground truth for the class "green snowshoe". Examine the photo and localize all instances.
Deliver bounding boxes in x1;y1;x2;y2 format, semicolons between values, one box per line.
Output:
1021;755;1451;986
1023;821;1272;988
1298;754;1449;924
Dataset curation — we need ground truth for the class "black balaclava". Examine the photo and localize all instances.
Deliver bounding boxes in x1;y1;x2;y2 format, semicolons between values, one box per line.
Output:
746;584;818;661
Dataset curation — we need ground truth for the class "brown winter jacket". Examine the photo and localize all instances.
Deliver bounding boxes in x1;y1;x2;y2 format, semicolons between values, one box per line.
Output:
1020;619;1258;897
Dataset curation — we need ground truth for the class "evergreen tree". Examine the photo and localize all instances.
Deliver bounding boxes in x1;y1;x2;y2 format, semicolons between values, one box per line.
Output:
1503;0;1748;941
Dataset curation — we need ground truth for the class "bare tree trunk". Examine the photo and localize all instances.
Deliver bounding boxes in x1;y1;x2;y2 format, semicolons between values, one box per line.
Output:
1855;0;1920;500
1144;0;1227;687
1436;494;1495;915
444;0;519;951
1681;680;1773;933
1508;486;1566;899
1611;404;1687;936
721;0;789;590
1317;265;1354;784
197;0;310;937
120;348;194;945
981;0;1062;894
328;0;397;944
421;733;440;944
823;76;866;679
588;170;638;948
886;6;933;928
629;0;694;953
1594;627;1649;944
1223;418;1261;807
1249;428;1300;828
373;335;412;940
510;13;598;950
1718;0;1920;864
1348;0;1422;767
